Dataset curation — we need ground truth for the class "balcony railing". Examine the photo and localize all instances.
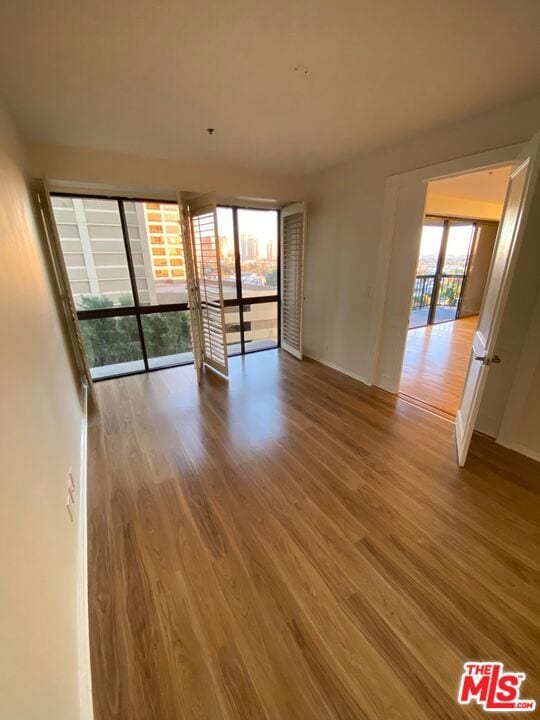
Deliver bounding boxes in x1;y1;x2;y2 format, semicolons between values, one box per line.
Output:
411;274;436;310
410;273;465;328
437;274;464;307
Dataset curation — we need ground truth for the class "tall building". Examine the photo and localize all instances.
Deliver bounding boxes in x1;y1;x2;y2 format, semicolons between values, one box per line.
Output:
143;203;185;281
51;197;190;308
240;233;259;260
51;195;158;306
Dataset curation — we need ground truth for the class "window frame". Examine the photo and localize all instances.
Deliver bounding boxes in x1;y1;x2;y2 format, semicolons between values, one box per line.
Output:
51;192;281;380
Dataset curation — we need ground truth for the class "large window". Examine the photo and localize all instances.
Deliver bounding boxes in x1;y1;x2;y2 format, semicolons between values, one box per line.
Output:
51;195;279;379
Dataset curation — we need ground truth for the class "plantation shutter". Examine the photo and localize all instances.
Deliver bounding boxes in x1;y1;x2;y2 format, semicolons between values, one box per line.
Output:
180;192;228;377
179;194;204;382
33;179;94;396
280;202;306;359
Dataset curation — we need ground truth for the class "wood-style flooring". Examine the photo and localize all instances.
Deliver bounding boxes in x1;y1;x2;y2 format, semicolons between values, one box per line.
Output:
400;316;478;418
88;349;540;720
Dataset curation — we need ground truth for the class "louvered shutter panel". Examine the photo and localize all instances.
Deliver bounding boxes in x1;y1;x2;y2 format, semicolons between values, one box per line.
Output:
33;179;94;396
181;192;228;377
179;194;204;382
280;202;306;359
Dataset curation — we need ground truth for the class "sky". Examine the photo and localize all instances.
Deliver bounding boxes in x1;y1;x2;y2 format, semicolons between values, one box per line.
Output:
419;222;475;265
217;207;278;244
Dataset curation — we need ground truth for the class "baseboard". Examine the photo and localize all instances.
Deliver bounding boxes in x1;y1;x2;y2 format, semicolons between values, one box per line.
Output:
496;439;540;463
78;382;94;720
304;354;369;386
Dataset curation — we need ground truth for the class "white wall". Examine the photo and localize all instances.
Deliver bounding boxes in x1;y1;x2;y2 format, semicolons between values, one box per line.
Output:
28;141;304;204
0;104;86;719
302;95;540;455
459;222;498;318
302;95;540;381
424;192;503;221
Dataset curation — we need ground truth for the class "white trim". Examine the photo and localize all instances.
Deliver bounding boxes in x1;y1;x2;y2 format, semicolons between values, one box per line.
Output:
305;353;369;385
497;441;540;463
371;142;525;391
497;285;540;449
78;382;94;720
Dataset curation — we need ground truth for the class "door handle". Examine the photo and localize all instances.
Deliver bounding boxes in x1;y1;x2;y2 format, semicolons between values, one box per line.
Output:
474;355;501;365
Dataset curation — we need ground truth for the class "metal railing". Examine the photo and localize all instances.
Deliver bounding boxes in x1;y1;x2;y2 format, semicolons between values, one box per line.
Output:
410;273;465;316
437;274;464;307
411;274;436;310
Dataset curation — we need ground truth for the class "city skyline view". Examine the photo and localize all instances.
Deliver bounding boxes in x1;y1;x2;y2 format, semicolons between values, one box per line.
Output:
51;195;279;377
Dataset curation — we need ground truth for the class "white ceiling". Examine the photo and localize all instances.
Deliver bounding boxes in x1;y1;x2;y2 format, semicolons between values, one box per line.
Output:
0;0;539;175
429;165;513;203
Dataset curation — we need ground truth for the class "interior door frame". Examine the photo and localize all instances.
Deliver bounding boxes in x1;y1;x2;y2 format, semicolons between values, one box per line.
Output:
370;142;525;394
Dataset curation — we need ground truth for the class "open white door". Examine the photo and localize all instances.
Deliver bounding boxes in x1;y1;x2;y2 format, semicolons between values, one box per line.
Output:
280;202;306;359
455;133;539;465
180;192;228;378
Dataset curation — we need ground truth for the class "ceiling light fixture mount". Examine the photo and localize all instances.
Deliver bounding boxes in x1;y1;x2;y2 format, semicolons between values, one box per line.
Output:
206;127;215;135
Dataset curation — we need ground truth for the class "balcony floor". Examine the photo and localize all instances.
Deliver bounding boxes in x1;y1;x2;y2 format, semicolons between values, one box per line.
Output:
408;305;457;328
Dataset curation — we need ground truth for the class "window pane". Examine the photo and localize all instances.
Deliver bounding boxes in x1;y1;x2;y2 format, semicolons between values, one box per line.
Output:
442;222;474;274
238;209;278;298
416;218;444;275
433;222;475;324
243;302;278;351
51;196;134;309
125;201;188;305
141;311;193;369
225;305;242;355
409;217;445;328
80;315;144;379
217;207;237;300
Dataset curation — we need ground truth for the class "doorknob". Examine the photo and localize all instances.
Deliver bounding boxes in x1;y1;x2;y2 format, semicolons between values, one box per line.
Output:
474;355;501;365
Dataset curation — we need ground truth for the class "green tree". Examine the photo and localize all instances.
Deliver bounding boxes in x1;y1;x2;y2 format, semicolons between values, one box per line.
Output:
79;295;140;367
265;268;278;287
142;312;192;358
78;295;193;369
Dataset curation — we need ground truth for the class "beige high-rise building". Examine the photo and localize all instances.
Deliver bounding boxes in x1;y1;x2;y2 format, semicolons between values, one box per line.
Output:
142;202;186;281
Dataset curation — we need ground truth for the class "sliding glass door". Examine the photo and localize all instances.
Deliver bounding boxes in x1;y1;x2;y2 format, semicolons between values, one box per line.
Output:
409;216;475;329
432;221;475;324
219;206;279;355
51;194;279;380
410;218;445;328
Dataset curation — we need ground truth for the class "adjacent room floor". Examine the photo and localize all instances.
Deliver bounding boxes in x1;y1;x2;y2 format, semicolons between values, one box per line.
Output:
400;316;478;417
88;349;540;720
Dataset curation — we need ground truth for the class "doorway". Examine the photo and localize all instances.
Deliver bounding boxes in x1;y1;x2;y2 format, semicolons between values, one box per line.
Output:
399;165;512;417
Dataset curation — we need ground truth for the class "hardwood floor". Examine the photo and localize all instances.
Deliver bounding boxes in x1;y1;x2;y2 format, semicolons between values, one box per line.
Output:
400;316;478;418
88;350;540;720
